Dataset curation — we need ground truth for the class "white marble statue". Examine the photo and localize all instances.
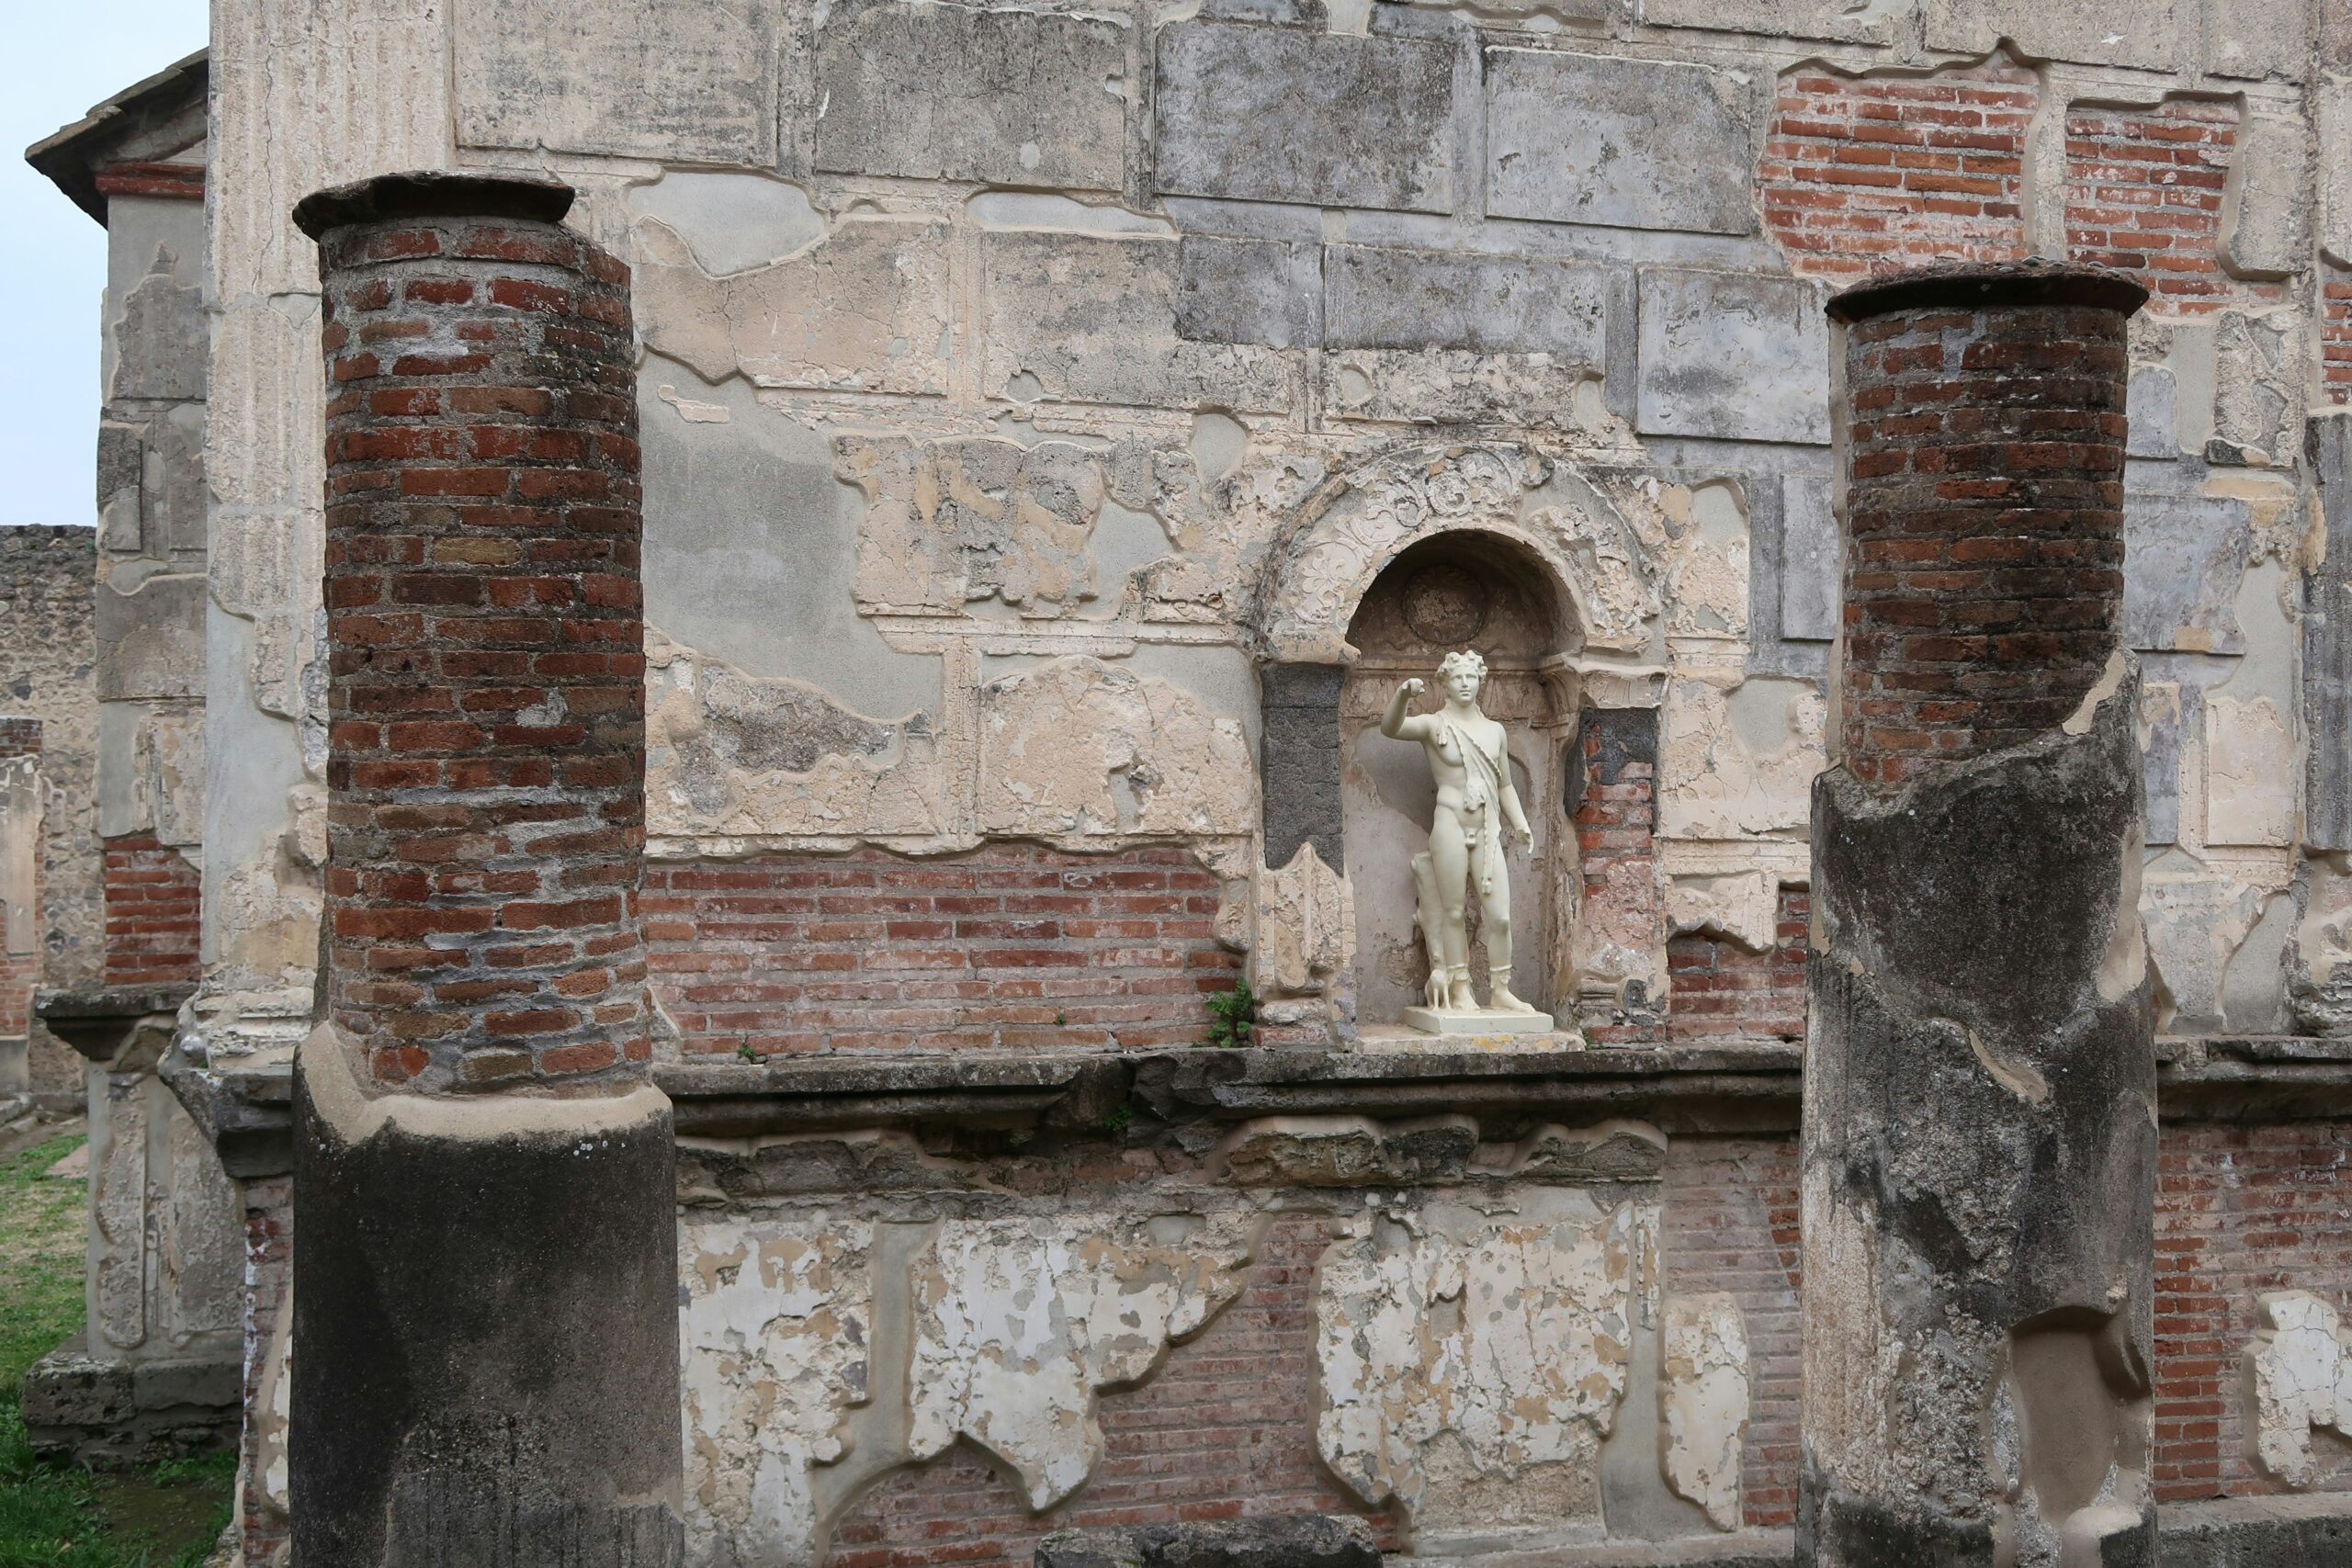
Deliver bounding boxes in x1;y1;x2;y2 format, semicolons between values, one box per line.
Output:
1380;650;1546;1028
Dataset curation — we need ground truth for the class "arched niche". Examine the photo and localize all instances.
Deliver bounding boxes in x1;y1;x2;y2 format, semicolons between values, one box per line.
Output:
1250;442;1665;1032
1341;533;1581;1023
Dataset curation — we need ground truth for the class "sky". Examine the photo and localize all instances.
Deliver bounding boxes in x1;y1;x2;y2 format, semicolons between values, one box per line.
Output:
1;1;209;529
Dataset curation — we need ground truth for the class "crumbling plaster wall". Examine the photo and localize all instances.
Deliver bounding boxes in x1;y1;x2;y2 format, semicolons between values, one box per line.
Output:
196;0;2351;1055
670;1114;1750;1563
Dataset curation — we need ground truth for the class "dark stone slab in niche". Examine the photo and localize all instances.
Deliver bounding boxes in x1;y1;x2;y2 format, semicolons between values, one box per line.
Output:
1261;660;1344;869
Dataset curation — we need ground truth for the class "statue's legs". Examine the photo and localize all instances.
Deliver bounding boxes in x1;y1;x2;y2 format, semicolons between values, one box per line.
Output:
1481;878;1538;1014
1428;811;1476;1008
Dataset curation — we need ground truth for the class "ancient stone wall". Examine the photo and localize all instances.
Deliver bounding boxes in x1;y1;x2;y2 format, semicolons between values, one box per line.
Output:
156;0;2352;1560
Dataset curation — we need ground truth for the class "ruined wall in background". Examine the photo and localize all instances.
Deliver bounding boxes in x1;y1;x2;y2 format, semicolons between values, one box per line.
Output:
0;528;100;1093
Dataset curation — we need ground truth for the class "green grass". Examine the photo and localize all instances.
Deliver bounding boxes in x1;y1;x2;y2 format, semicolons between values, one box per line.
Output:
0;1133;235;1567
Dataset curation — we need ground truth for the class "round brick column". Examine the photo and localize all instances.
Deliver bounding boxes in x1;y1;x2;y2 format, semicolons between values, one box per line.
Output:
1801;265;2156;1566
288;173;682;1565
1830;264;2142;787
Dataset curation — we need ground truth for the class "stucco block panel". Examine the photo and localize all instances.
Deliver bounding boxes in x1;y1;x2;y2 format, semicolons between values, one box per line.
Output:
813;0;1127;189
983;231;1299;412
1644;0;1900;43
1153;23;1456;212
456;0;781;163
1323;245;1609;360
1635;268;1828;444
1177;237;1324;349
94;574;205;704
1924;0;2196;71
1486;50;1757;235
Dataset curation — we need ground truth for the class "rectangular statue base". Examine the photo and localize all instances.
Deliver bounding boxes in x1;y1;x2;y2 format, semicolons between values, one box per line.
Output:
1402;1007;1556;1036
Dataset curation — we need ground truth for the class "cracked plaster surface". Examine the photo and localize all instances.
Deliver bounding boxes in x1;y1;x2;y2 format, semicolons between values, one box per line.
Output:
681;1216;873;1567
1316;1196;1654;1541
839;434;1111;615
978;656;1255;839
906;1213;1256;1510
634;216;953;396
647;630;946;840
2245;1291;2352;1489
1659;1293;1749;1531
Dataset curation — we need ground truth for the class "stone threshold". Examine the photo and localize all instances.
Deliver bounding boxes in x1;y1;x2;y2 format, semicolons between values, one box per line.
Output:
1400;1530;1791;1567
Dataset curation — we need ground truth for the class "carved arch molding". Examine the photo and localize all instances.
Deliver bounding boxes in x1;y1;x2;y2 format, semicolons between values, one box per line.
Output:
1249;442;1668;872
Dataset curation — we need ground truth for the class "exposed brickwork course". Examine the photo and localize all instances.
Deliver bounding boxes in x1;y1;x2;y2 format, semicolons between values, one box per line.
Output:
1572;709;1664;1046
2327;272;2352;405
304;179;650;1093
825;1214;1395;1567
2065;101;2286;316
2154;1122;2352;1501
1661;1136;1802;1529
1829;271;2141;787
101;834;200;987
1761;62;2034;281
1668;887;1808;1044
645;845;1240;1055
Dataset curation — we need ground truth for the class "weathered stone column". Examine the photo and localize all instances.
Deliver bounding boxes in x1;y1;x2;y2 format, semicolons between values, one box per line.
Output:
288;173;683;1563
1801;265;2154;1566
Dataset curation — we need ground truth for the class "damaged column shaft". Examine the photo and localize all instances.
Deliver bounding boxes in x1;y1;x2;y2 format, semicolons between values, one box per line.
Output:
1801;265;2155;1565
289;173;684;1564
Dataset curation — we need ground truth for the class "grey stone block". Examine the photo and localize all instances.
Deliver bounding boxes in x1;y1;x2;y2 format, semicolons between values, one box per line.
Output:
2324;77;2352;269
1323;244;1609;360
1154;22;1455;212
2221;115;2312;282
1636;268;1829;445
1177;237;1323;349
1779;472;1838;642
456;0;781;164
2310;413;2352;852
2123;493;2250;655
1261;662;1345;870
814;0;1127;189
1035;1531;1145;1568
21;1344;134;1429
1486;49;1756;235
2206;0;2312;81
133;1357;243;1413
2128;366;2180;459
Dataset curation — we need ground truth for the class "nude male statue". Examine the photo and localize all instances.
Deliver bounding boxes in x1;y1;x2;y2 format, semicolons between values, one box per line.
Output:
1379;649;1540;1015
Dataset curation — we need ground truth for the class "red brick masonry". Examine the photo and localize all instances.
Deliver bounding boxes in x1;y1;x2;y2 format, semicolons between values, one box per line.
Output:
646;844;1241;1056
1832;273;2139;787
310;183;650;1094
102;834;201;987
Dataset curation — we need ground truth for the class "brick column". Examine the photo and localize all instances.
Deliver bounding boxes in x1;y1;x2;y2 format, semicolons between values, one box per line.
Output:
289;173;683;1564
1802;265;2154;1565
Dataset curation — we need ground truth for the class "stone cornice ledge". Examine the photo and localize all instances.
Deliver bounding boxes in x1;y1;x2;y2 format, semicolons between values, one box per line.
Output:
162;1037;2352;1176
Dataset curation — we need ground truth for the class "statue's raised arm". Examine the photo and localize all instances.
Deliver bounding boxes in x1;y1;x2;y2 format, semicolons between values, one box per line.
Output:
1381;677;1432;741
